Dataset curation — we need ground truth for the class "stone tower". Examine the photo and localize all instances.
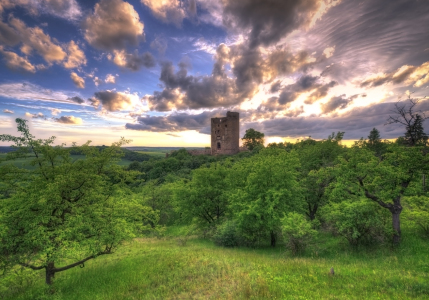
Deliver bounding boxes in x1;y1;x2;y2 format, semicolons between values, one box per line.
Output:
211;111;239;155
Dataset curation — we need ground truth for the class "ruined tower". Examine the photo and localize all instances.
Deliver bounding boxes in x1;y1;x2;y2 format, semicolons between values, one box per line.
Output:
211;111;239;155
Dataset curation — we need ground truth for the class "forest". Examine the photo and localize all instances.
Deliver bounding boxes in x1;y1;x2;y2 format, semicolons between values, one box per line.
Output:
0;99;428;299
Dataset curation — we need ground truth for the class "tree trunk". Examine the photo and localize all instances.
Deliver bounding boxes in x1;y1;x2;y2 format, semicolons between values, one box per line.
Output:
390;204;402;245
270;231;276;247
45;262;55;285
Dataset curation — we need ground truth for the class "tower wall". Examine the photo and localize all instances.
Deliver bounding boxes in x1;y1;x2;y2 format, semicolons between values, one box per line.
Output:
211;111;239;155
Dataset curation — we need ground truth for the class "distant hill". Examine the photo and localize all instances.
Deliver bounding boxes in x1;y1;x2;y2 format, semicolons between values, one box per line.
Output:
0;146;15;153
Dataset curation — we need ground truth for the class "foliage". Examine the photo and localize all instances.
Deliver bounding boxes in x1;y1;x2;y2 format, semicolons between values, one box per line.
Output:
0;118;155;285
213;220;241;247
281;212;317;254
229;148;301;247
404;196;429;236
322;199;392;246
366;127;387;156
329;143;429;244
175;162;231;229
242;128;265;150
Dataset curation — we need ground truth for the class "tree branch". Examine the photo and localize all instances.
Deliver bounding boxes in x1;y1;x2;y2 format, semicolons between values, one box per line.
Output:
19;262;45;270
54;249;113;273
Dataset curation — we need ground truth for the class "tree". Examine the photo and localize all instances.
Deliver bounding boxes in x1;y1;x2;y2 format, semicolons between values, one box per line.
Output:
242;128;265;150
365;128;387;157
0;119;148;285
175;162;231;229
229;148;301;247
329;143;429;244
385;95;428;146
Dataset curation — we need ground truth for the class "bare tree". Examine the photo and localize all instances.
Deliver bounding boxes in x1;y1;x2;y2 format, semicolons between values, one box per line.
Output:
385;93;428;146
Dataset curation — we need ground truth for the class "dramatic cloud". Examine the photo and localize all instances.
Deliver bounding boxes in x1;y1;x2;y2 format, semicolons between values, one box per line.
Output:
3;109;14;114
8;17;66;63
360;62;429;88
83;0;145;51
222;0;340;48
39;0;82;21
0;0;82;20
68;96;85;104
0;19;21;46
70;72;85;88
0;82;71;103
320;94;353;114
141;0;196;27
145;60;240;111
91;90;137;111
63;41;86;69
126;110;222;132
25;112;45;119
54;115;83;125
0;47;36;73
251;98;429;140
112;50;155;71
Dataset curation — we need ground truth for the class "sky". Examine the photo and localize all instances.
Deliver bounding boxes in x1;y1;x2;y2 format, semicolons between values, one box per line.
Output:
0;0;429;147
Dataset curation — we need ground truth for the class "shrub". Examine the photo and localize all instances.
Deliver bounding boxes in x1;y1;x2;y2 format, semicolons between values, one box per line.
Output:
281;212;317;254
213;220;241;247
322;199;392;246
403;196;429;237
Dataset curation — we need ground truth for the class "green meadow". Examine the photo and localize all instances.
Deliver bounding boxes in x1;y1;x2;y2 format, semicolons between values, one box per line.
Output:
2;226;428;300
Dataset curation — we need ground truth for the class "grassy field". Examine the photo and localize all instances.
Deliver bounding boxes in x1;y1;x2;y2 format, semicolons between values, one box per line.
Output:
0;153;133;168
2;227;428;300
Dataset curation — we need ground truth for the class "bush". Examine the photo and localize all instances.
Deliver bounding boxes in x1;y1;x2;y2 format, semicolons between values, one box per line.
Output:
281;212;317;254
213;220;241;247
403;196;429;237
322;199;392;246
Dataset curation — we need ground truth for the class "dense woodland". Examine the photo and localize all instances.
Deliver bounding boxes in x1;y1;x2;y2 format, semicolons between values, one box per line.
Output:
0;99;428;295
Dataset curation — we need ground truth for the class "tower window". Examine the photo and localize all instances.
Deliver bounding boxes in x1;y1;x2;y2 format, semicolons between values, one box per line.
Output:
217;142;221;149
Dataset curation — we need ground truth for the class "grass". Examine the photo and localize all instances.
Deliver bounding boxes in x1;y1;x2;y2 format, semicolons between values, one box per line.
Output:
135;151;168;158
2;226;428;300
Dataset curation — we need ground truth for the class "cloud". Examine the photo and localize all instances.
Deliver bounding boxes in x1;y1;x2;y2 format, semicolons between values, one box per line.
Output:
91;90;137;111
304;81;338;105
93;76;103;86
25;112;45;119
82;0;145;51
0;19;21;46
63;41;86;69
360;62;429;88
251;98;429;140
8;17;66;63
3;109;14;114
145;60;241;111
126;110;223;132
0;47;36;73
150;36;167;54
68;96;84;104
51;108;61;115
320;94;353;114
141;0;193;27
54;115;83;125
70;72;85;88
0;0;82;21
222;0;340;48
105;74;116;84
0;82;73;103
39;0;82;21
111;50;155;71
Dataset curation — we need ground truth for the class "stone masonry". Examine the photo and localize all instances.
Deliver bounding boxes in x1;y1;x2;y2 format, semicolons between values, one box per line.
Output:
211;111;239;155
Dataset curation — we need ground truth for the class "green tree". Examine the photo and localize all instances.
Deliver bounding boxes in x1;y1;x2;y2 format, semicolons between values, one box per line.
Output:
230;148;301;247
0;119;149;285
242;128;265;150
175;162;230;229
365;127;387;156
329;143;429;244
